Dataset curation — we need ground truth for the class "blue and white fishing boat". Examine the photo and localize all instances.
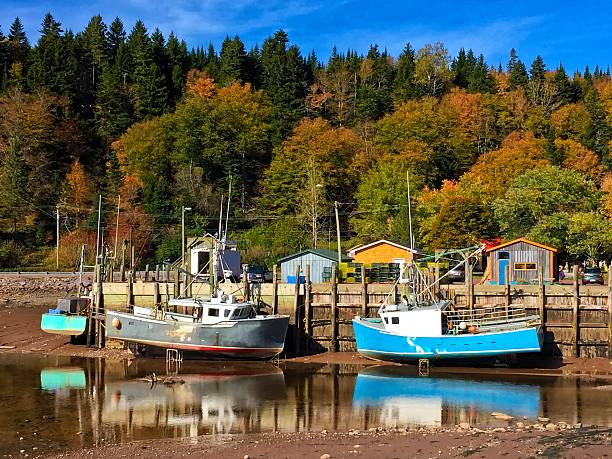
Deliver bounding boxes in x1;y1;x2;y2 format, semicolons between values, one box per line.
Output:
353;248;543;363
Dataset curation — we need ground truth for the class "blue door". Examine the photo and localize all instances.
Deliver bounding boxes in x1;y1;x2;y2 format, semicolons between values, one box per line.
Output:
498;252;510;285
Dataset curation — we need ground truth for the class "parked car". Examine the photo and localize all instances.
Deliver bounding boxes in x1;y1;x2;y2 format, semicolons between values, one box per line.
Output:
582;267;604;285
446;264;465;283
247;265;266;283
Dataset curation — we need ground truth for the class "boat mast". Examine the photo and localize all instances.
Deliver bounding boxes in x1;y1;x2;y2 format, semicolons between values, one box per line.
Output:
406;170;414;251
224;177;232;250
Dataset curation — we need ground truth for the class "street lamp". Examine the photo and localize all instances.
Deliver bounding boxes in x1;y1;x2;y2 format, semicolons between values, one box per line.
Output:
182;206;192;296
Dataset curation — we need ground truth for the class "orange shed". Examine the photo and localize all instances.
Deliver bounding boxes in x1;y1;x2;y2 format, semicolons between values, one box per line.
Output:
348;240;417;264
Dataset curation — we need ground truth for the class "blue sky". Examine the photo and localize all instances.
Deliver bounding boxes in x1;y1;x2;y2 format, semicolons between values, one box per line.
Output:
1;0;610;73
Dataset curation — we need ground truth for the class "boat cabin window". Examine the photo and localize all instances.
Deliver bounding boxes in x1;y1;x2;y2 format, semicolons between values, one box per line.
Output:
208;308;219;317
383;317;389;324
223;309;231;317
391;316;399;325
231;308;244;319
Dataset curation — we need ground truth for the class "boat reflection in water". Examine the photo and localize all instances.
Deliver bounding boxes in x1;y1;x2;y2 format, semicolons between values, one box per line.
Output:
103;363;286;437
353;366;540;428
40;367;87;391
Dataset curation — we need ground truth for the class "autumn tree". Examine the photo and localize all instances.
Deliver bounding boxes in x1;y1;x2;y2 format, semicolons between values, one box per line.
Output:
414;43;451;96
59;160;94;228
493;166;599;239
259;117;361;215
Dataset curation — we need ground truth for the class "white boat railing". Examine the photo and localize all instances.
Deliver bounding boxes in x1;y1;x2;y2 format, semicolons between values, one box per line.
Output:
445;304;540;334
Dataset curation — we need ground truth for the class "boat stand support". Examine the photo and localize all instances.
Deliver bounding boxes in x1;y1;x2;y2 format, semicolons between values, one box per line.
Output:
418;359;430;376
166;348;183;363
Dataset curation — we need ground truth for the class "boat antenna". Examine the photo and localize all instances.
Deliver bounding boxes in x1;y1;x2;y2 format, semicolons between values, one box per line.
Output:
224;176;232;249
406;170;414;251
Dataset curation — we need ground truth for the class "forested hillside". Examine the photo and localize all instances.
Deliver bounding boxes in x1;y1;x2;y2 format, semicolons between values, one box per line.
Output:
1;13;611;269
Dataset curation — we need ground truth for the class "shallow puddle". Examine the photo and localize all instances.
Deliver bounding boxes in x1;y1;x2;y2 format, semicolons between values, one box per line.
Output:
0;353;610;456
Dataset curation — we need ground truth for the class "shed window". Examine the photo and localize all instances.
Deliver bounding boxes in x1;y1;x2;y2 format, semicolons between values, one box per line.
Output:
515;262;537;271
208;308;219;317
391;317;399;325
498;251;510;260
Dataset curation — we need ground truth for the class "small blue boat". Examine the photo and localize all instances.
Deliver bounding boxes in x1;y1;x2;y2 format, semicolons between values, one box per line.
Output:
41;312;88;336
353;300;543;363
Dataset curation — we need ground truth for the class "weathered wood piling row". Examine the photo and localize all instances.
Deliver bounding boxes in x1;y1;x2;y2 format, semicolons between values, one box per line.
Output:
99;266;611;358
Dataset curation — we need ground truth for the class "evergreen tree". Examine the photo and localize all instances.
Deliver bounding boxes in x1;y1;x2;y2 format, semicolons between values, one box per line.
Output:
218;35;246;86
107;17;126;59
393;43;418;102
507;49;528;89
261;30;306;144
244;45;263;88
451;48;468;88
0;143;28;231
166;32;188;105
355;44;394;121
27;14;78;104
96;44;133;140
127;20;168;120
8;17;29;67
467;54;495;93
205;42;219;80
554;64;580;104
530;55;546;82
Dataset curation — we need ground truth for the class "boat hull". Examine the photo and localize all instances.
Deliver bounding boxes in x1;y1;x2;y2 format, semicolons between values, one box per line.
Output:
106;310;289;360
353;318;543;362
41;313;88;336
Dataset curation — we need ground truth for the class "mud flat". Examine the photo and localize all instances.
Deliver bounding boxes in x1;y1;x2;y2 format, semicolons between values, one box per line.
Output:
49;425;612;459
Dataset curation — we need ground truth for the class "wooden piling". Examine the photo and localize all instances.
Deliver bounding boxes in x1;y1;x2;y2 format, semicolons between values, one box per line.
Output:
467;263;474;311
174;268;180;299
293;264;301;354
504;264;511;312
144;264;149;281
573;265;580;357
305;264;312;351
360;264;367;317
95;263;103;348
126;276;134;312
272;264;278;315
331;264;338;352
86;264;96;347
153;279;160;306
155;264;159;282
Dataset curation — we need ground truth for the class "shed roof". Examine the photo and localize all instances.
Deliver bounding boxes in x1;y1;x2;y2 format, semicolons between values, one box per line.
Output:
348;239;417;257
486;237;558;253
277;248;351;264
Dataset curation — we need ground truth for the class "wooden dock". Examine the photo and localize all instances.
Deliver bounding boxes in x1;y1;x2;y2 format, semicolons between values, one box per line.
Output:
97;264;612;359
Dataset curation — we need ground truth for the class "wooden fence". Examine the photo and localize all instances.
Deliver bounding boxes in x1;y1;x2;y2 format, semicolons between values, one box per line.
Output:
100;264;612;359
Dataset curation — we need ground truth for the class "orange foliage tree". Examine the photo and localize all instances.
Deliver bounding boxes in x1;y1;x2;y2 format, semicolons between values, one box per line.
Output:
555;139;604;183
463;130;548;199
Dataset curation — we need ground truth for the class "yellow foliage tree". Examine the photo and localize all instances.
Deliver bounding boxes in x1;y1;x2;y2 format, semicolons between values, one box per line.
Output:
555;139;604;183
61;160;93;228
550;102;591;141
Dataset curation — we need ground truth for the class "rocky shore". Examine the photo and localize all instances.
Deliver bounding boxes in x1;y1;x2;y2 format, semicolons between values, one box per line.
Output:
50;423;612;458
0;274;83;308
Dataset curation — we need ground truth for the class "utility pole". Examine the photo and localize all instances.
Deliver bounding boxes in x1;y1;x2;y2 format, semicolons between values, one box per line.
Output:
95;194;102;261
334;201;342;263
56;205;60;270
114;195;121;264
